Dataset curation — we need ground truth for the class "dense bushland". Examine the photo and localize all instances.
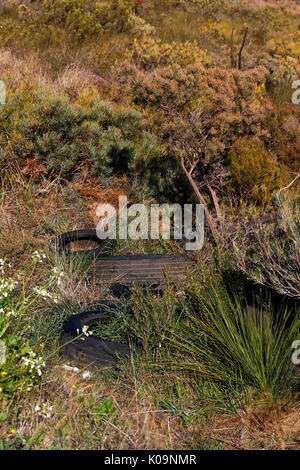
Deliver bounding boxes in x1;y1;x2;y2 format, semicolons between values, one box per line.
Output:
1;0;299;206
0;84;169;194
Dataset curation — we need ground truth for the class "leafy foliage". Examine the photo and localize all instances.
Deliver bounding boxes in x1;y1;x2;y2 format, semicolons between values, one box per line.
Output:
0;83;170;197
114;60;294;203
0;256;59;395
129;285;182;356
227;137;282;203
0;0;136;47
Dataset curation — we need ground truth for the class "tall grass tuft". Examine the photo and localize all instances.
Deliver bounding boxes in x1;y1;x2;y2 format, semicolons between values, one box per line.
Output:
171;277;300;396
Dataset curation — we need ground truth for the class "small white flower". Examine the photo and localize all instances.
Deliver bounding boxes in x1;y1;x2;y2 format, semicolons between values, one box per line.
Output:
6;309;17;317
31;251;46;263
21;351;45;379
35;402;53;419
82;325;91;337
34;287;58;303
82;371;91;379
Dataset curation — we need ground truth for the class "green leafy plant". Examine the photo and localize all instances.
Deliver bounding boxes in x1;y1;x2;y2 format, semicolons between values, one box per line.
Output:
94;398;116;415
227;137;282;203
0;83;167;199
0;255;59;395
129;285;184;356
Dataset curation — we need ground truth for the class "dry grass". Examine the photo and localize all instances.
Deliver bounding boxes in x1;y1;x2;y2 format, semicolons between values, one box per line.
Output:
1;355;299;449
0;166;299;450
0;165;86;264
66;176;130;226
0;48;108;99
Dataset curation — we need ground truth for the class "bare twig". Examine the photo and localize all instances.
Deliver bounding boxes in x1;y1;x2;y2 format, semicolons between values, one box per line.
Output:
180;156;221;244
230;28;236;68
206;181;223;223
276;174;300;199
238;27;248;70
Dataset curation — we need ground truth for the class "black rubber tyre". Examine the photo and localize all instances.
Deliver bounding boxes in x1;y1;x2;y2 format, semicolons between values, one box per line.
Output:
54;230;191;285
55;229;114;258
93;253;190;285
56;229;192;368
61;301;131;369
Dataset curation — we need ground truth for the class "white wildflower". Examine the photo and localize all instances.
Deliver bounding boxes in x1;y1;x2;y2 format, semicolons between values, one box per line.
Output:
82;371;91;379
52;267;64;286
6;309;17;317
34;287;58;303
82;325;91;337
31;251;46;263
35;402;53;419
21;351;45;378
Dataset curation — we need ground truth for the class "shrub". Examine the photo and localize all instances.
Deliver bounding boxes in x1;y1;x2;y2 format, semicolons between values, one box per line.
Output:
0;82;170;197
235;193;300;298
171;275;300;396
114;54;300;206
114;61;279;202
227;137;282;203
0;0;136;48
124;36;212;70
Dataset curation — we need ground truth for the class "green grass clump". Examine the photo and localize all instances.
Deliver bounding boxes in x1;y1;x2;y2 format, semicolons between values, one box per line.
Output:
171;276;300;396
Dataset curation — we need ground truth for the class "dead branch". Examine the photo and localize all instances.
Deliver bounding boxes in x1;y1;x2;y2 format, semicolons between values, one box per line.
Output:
230;28;236;68
180;156;222;244
238;27;248;70
277;174;300;199
206;181;224;225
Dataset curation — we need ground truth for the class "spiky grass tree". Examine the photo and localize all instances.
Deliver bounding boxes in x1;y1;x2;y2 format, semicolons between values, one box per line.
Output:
171;276;300;396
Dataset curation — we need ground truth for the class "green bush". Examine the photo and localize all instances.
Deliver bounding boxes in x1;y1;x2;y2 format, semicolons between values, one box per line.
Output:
0;0;136;48
227;137;282;203
0;83;171;197
124;36;212;70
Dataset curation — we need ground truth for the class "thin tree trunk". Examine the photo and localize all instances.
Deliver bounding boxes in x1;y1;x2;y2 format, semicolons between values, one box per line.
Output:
181;157;221;244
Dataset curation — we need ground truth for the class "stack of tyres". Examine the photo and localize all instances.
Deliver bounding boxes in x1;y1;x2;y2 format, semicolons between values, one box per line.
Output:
56;230;191;369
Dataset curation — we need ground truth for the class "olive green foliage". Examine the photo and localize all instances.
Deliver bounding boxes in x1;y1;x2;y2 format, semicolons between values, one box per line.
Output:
0;256;59;395
0;0;299;203
129;285;183;356
0;83;169;195
227;137;282;203
0;0;135;48
0;1;299;450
